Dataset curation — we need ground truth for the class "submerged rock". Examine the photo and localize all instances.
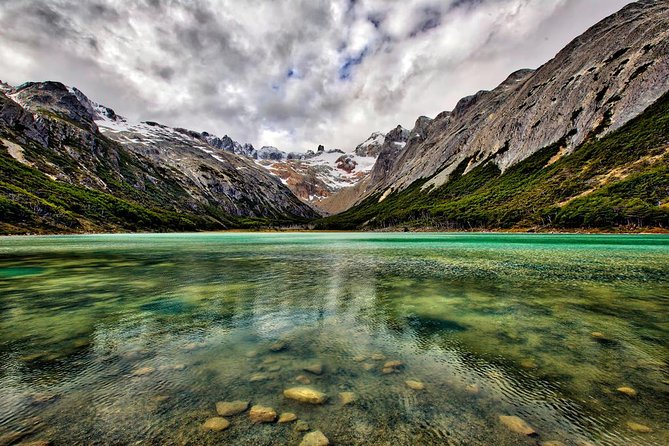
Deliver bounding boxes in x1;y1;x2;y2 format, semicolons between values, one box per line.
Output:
303;363;324;375
405;380;425;390
28;393;59;405
339;391;356;405
382;360;403;374
520;359;537;369
283;387;329;404
616;386;637;397
270;341;288;352
158;363;186;371
499;415;537;436
131;366;155;377
278;412;298;423
294;420;310;432
295;374;312;385
299;430;330;446
216;400;249;416
626;421;652;433
465;384;481;394
249;373;270;382
202;417;230;431
249;405;277;423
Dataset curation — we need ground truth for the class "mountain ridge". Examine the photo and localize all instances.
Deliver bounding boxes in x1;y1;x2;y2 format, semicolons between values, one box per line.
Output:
0;81;318;234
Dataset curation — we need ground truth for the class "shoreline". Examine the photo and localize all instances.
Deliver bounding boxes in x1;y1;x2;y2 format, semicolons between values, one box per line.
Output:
1;227;668;237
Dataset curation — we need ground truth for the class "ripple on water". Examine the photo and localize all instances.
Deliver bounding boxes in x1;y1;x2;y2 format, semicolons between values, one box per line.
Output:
0;233;667;445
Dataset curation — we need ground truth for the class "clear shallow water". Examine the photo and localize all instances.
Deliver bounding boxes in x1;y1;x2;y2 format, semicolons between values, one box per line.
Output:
0;232;667;446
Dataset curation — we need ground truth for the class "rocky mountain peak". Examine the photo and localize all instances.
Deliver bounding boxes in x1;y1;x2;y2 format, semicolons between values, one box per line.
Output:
10;81;99;132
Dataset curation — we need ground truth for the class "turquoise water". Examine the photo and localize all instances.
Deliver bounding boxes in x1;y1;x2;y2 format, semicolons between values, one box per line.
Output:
0;233;667;445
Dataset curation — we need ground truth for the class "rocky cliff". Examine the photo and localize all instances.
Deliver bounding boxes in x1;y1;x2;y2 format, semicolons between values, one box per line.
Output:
333;0;669;213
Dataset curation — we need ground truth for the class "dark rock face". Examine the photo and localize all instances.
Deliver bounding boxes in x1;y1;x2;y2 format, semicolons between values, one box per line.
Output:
341;0;669;208
11;82;99;133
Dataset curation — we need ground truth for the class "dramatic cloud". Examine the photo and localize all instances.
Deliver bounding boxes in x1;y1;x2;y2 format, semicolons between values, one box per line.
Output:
0;0;634;151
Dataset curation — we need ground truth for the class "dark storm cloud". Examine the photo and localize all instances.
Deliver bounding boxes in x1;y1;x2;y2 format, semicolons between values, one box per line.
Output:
0;0;634;151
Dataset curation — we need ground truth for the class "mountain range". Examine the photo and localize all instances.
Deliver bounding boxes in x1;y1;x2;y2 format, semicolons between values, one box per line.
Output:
1;0;667;234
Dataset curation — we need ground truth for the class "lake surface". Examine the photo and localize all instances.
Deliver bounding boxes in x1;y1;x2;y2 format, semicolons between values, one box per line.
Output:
0;233;667;446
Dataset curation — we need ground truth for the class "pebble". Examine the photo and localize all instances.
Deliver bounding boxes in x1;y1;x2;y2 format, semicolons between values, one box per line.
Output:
339;391;356;405
269;341;288;352
616;386;637;397
28;393;58;405
295;375;312;385
283;387;329;404
405;380;425;390
202;417;230;431
216;400;249;416
183;342;204;351
278;412;298;423
371;353;385;361
249;373;270;382
18;441;51;446
626;421;652;433
362;363;375;371
249;405;277;423
384;360;403;369
499;415;537;436
294;420;310;432
299;430;330;446
352;355;366;362
465;384;480;394
268;365;282;372
303;363;324;375
131;366;155;377
541;442;566;446
158;363;186;371
245;350;258;358
520;359;537;369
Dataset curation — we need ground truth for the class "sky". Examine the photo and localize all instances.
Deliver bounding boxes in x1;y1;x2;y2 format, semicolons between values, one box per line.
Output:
0;0;635;152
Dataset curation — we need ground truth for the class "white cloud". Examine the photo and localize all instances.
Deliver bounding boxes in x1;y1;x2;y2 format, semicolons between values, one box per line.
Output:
0;0;634;151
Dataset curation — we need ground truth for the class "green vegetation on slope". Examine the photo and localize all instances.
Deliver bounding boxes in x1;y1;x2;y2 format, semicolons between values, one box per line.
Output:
0;142;300;235
315;92;669;231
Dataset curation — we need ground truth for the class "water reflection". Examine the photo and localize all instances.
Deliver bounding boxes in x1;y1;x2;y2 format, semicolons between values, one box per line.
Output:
0;233;667;445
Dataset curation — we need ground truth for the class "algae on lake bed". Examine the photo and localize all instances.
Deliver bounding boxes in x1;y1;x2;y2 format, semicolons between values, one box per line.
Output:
0;233;667;445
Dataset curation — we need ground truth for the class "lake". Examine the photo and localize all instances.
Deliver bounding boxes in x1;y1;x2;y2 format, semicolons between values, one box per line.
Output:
0;233;667;445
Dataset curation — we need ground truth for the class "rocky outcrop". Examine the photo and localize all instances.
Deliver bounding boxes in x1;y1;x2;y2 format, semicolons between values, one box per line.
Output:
335;0;669;211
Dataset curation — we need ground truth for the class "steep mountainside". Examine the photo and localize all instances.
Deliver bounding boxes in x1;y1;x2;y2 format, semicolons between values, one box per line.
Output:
0;82;317;234
317;0;669;230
